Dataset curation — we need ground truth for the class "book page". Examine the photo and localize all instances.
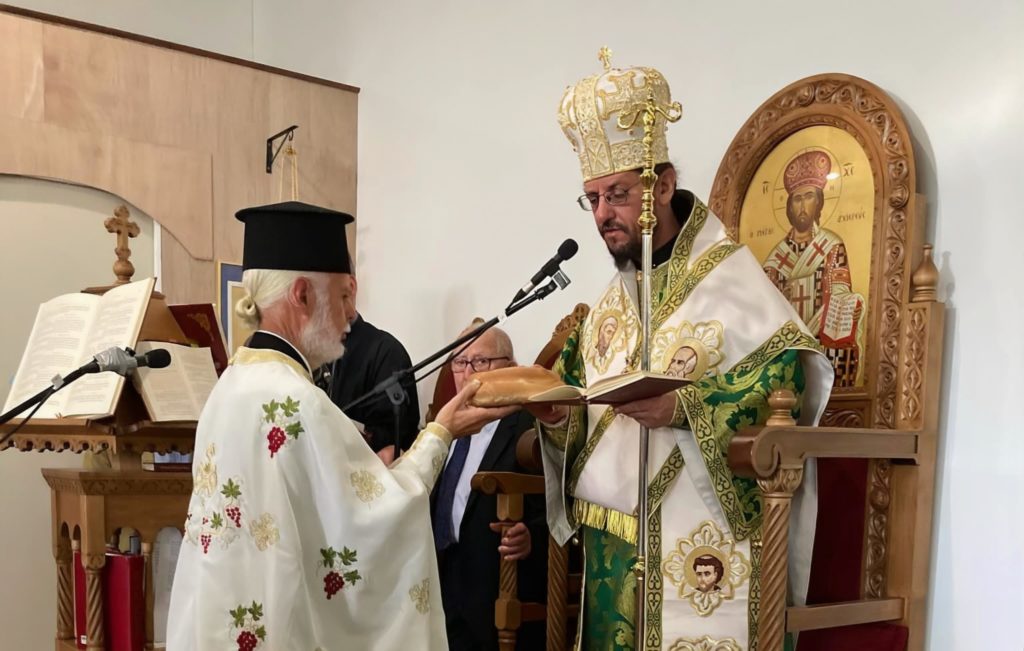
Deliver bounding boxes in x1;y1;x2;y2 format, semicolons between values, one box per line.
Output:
821;292;860;343
527;384;586;405
63;278;155;417
586;371;690;405
132;342;218;422
2;293;99;418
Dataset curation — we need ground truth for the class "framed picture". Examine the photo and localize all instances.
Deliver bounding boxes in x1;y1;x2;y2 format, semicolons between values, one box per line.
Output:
709;73;921;428
217;261;254;355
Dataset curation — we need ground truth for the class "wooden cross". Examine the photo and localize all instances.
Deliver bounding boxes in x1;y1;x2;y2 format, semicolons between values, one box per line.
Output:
105;204;140;284
598;46;613;71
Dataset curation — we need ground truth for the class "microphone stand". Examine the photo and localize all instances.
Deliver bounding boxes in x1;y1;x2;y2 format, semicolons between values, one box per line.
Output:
342;278;565;459
0;365;96;447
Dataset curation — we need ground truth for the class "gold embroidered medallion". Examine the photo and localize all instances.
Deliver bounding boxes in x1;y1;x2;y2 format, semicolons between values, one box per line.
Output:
651;320;725;379
662;520;751;617
582;283;638;376
667;636;741;651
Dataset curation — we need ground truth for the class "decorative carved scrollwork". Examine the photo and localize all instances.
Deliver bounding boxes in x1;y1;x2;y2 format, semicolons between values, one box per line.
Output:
900;307;928;428
44;476;192;495
820;408;866;428
863;459;892;599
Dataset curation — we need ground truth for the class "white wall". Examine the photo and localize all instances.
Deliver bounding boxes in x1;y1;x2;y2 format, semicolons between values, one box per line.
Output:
0;176;154;650
4;1;1022;648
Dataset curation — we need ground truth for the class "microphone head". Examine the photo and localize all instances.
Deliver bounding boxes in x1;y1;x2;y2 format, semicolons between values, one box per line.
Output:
558;238;579;261
143;348;172;369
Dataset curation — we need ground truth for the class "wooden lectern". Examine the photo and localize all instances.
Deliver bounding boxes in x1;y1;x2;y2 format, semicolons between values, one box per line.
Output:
2;206;197;651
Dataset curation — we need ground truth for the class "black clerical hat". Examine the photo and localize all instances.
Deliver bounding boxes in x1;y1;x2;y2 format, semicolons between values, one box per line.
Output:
235;201;354;273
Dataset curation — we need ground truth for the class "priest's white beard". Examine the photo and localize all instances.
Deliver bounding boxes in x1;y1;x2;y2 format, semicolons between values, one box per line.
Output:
299;297;346;369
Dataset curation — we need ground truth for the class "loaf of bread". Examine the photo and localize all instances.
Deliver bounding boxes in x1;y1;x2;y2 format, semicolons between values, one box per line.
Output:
469;366;564;407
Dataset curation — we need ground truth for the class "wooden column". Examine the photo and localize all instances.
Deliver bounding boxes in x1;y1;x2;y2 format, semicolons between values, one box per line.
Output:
495;492;523;651
546;536;568;651
755;390;804;651
55;534;74;642
890;244;945;651
82;552;106;651
80;493;107;651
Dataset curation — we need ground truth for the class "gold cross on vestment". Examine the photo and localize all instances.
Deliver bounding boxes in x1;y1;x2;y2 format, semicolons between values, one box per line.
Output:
105;204;140;284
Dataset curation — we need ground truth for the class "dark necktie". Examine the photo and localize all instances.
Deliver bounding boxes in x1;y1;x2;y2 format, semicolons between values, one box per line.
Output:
432;437;471;551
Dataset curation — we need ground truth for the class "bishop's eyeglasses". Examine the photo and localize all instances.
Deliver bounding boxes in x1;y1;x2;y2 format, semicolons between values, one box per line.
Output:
577;181;641;212
450;356;510;372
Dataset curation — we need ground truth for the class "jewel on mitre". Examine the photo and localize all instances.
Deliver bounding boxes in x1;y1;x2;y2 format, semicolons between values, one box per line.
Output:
469;366;564;407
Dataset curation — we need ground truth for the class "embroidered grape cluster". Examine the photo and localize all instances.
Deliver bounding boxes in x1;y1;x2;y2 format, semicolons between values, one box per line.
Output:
262;398;304;458
236;630;258;651
226;506;242;527
230;602;265;651
200;534;211;554
319;546;361;600
266;427;286;457
323;571;345;599
222;479;243;527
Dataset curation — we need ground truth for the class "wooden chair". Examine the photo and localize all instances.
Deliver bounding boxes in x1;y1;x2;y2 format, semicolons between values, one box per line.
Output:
709;73;944;651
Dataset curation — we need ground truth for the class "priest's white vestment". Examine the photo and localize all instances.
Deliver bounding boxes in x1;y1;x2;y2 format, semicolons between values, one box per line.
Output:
168;343;450;651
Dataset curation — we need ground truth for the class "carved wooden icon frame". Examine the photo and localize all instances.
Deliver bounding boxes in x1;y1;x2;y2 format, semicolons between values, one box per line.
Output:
709;73;920;433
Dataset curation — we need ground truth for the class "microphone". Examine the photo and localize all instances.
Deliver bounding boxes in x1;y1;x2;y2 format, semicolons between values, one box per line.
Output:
513;239;579;303
64;347;173;386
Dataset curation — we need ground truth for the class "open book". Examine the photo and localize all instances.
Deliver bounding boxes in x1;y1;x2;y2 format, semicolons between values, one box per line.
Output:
3;278;155;419
167;303;229;376
472;366;691;407
529;371;691;405
130;342;219;422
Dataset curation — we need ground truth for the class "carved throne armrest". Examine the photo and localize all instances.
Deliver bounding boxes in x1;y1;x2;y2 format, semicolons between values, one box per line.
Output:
727;390;927;650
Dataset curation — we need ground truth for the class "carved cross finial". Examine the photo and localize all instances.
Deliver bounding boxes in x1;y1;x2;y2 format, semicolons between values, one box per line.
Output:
598;46;613;71
104;204;139;284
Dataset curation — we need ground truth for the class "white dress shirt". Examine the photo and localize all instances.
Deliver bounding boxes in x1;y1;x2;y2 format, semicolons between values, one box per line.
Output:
444;418;500;542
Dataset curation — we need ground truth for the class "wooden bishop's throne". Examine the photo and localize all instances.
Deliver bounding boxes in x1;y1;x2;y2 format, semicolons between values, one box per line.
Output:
2;207;196;651
456;73;945;651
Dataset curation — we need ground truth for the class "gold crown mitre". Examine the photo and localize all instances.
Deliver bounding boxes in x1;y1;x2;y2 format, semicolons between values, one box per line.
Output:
558;49;675;181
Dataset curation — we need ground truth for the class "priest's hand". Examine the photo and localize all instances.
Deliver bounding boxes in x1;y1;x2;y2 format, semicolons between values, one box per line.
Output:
614;393;678;429
525;402;569;426
435;380;517;438
491;521;531;561
376;445;396;465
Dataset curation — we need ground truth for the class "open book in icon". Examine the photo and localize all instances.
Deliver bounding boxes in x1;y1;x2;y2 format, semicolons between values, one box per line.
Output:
469;366;691;407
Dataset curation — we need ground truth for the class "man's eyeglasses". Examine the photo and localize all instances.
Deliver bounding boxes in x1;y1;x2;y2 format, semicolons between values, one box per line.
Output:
577;181;641;212
450;356;510;372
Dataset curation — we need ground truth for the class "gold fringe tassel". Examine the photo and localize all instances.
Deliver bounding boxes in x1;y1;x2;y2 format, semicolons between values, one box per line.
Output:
572;499;638;545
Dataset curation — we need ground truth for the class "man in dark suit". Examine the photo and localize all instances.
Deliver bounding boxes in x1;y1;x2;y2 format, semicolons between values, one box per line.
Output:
431;323;547;651
318;271;420;456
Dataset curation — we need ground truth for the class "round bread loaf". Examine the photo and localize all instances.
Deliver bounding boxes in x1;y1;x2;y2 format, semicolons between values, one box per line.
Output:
469;366;563;407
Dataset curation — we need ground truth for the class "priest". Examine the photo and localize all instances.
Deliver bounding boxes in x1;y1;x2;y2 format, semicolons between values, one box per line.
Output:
167;201;515;651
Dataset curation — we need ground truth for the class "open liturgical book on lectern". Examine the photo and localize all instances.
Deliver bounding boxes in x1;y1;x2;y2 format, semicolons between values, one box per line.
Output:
3;277;218;422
